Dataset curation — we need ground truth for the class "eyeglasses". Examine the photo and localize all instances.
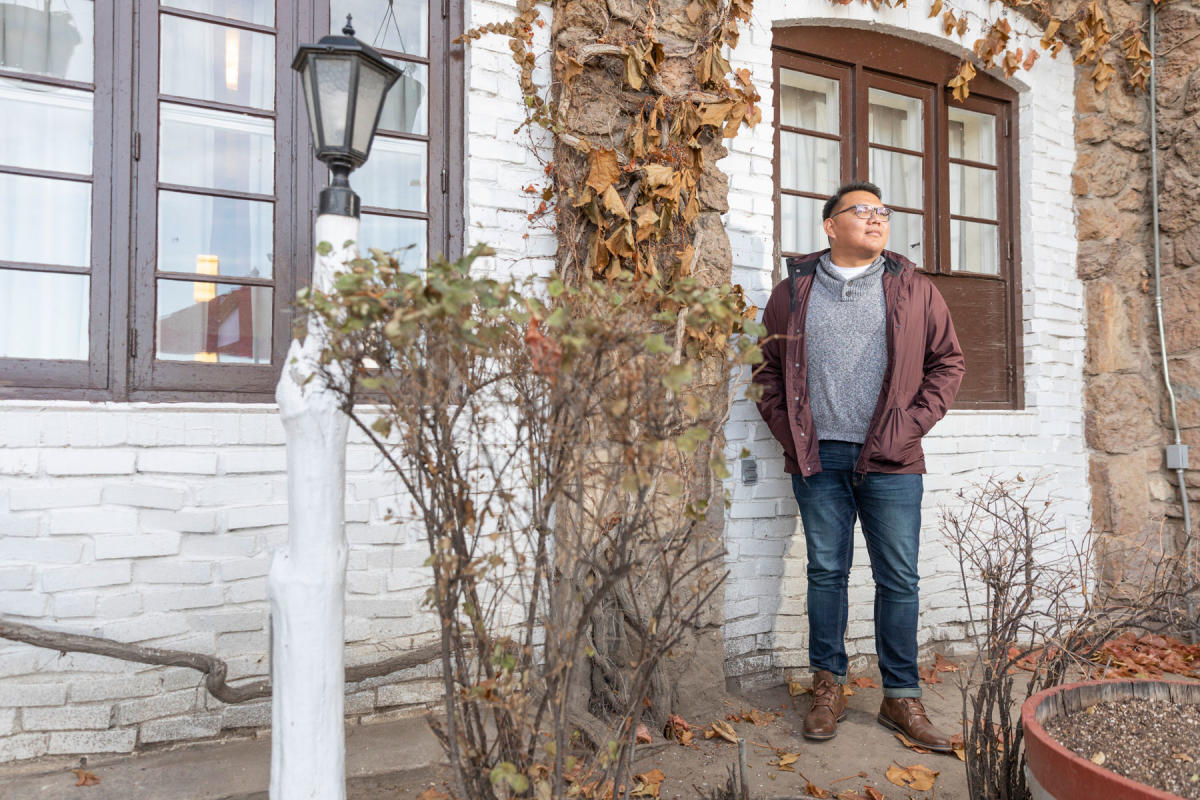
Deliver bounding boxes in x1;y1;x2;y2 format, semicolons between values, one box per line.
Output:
830;203;893;220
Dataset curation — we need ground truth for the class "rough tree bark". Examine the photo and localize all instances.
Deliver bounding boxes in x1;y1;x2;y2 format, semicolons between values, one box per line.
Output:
548;0;753;723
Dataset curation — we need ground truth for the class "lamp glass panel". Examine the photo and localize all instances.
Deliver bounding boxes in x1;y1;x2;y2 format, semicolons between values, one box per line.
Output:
313;55;352;149
331;0;427;57
158;191;274;279
0;77;92;175
0;173;90;267
160;15;274;110
350;61;390;156
0;0;94;82
377;59;426;135
156;279;271;363
163;0;273;25
0;268;88;359
300;59;319;144
159;102;274;194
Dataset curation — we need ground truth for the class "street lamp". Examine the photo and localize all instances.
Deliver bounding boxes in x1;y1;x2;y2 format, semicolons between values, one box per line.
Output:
292;17;402;217
270;18;400;800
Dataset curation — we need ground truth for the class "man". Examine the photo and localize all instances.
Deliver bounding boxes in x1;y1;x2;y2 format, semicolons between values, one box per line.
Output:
753;181;965;750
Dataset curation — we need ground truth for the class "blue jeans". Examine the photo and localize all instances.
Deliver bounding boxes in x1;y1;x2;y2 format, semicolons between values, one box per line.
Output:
791;440;923;697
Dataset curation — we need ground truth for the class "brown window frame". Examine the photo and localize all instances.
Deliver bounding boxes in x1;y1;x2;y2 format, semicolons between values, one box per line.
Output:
773;26;1023;410
0;0;465;403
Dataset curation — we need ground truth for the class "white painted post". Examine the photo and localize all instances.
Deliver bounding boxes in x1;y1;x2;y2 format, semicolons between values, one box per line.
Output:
269;213;359;800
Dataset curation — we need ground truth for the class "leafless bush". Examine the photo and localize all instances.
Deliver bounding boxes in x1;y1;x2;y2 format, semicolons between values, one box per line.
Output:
300;244;762;799
941;475;1198;800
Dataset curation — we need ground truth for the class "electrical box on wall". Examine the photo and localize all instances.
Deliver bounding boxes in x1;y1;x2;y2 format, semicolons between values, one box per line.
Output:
1166;444;1189;470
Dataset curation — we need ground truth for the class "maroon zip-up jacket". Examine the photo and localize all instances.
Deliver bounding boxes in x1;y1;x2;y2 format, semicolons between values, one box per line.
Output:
753;249;965;477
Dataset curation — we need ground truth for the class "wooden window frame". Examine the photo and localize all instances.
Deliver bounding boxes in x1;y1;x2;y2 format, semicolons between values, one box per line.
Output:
0;0;465;403
772;26;1023;410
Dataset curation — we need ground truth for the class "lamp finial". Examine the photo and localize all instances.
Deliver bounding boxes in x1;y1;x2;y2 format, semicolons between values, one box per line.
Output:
342;14;354;37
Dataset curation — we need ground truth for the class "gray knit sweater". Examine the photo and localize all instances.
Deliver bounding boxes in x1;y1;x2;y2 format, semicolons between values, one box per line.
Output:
804;254;888;444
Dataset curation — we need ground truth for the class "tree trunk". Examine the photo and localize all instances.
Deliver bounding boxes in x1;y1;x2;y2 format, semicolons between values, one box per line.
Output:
549;0;746;722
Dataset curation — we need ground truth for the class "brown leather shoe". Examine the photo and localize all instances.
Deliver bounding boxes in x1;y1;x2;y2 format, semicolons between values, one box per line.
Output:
877;697;954;752
802;670;847;740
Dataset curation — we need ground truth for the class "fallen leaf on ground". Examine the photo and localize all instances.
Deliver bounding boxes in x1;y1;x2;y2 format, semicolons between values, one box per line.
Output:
864;787;885;800
1172;753;1194;762
788;679;810;696
704;719;738;743
933;652;960;672
850;676;879;688
631;769;665;798
71;769;100;787
836;792;866;800
768;751;800;771
894;732;931;754
635;724;652;744
950;732;966;762
795;768;830;798
746;707;780;725
663;714;694;746
918;664;942;685
885;762;938;791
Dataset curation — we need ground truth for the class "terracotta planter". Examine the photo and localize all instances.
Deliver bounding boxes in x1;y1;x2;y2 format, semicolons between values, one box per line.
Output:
1022;678;1200;800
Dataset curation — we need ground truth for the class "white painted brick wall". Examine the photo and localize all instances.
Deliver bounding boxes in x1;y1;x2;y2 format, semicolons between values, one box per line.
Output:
721;1;1088;683
0;0;1087;762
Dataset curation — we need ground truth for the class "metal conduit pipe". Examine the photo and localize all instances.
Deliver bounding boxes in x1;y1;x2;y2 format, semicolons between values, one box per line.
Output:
1148;0;1194;637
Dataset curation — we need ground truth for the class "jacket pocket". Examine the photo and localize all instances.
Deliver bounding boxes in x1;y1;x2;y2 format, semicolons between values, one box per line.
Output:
875;406;923;467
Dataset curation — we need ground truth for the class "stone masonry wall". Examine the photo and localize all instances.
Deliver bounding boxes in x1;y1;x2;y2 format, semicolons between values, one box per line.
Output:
719;1;1090;684
1071;0;1199;577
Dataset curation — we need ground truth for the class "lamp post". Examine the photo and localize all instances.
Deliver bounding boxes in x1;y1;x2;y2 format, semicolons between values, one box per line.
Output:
270;19;400;800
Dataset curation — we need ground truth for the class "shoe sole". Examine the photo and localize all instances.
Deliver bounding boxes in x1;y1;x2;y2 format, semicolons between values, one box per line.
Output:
876;713;954;752
802;710;848;741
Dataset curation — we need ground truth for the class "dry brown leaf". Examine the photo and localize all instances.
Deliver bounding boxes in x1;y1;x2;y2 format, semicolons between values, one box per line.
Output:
641;163;674;189
885;763;938;791
745;707;779;725
602;185;630;219
685;0;702;22
563;56;583;83
894;732;932;754
633;767;666;796
1172;753;1194;762
928;0;942;17
933;652;959;672
585;149;621;195
788;678;810;696
864;788;885;800
636;723;652;744
710;719;738;743
805;781;831;798
72;769;101;787
850;676;879;688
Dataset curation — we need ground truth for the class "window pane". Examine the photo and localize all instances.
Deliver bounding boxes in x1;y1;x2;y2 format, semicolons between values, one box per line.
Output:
0;173;90;267
0;269;87;359
163;0;273;26
780;132;839;195
869;147;922;210
950;219;999;275
351;137;426;211
158;191;274;279
779;194;824;256
379;59;427;135
331;0;427;57
0;0;94;82
868;89;923;151
0;77;92;174
160;15;274;110
778;69;838;135
948;107;996;164
159;102;274;194
950;164;997;220
358;214;426;270
887;210;924;267
156;279;271;363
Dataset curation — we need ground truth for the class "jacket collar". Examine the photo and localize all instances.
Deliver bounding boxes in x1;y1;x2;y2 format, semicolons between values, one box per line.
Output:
786;248;914;281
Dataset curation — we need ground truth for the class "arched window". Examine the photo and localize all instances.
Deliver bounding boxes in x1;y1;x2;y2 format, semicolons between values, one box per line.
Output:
773;25;1021;409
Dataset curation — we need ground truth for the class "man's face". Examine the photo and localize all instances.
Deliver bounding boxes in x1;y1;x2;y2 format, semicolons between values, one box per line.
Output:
822;190;890;262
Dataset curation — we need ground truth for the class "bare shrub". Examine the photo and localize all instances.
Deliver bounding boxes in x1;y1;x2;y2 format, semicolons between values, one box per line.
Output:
942;475;1199;800
299;243;762;799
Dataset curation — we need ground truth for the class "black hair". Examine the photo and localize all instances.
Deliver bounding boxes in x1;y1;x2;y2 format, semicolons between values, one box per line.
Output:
821;180;883;220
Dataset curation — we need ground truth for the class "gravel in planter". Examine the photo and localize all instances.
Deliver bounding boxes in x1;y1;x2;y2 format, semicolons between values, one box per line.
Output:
1043;697;1200;799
